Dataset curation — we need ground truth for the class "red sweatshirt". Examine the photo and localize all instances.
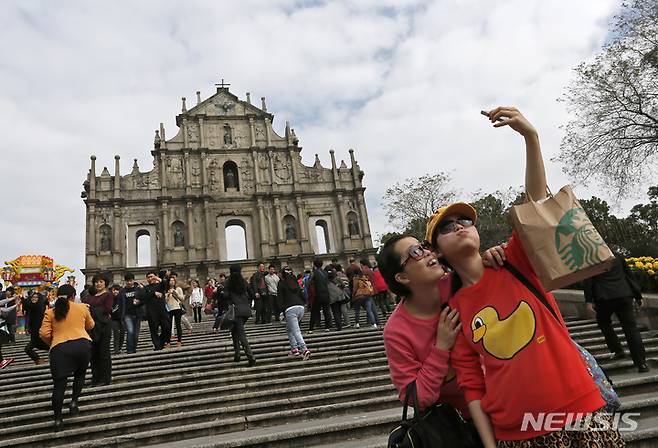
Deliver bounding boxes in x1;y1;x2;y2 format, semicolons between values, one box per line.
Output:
449;233;603;441
383;276;469;417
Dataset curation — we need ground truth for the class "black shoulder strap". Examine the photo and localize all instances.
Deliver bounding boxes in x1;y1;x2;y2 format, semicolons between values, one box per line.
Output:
402;381;420;421
502;261;562;327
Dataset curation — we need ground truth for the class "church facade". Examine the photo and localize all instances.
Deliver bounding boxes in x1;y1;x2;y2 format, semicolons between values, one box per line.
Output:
82;85;375;282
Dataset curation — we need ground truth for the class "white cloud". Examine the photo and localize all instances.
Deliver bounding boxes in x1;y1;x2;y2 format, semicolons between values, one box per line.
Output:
1;0;637;284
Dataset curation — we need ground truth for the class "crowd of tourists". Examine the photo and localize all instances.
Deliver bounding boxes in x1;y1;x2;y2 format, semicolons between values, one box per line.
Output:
0;256;396;429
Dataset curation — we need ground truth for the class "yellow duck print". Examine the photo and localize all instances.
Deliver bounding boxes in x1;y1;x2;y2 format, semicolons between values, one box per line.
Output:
471;301;536;360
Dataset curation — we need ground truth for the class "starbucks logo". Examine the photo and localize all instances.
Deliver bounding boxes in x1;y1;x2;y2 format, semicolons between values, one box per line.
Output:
555;208;606;270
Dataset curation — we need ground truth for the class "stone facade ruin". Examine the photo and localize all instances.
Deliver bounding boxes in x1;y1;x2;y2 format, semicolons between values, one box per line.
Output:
82;85;375;282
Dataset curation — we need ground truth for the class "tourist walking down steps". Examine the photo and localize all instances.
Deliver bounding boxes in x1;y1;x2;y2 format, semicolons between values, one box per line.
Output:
278;266;311;360
40;284;94;431
222;265;256;367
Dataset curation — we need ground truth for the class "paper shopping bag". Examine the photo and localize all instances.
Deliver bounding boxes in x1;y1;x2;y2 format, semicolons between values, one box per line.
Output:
508;185;615;291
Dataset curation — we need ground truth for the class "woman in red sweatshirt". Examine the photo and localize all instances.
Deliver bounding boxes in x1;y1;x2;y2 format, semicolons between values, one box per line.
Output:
426;107;624;447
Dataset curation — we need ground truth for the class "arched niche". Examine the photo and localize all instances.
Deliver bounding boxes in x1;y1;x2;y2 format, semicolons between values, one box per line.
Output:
223;161;239;191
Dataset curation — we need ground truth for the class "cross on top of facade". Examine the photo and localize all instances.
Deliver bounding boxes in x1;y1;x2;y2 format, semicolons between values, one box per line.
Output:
215;78;231;89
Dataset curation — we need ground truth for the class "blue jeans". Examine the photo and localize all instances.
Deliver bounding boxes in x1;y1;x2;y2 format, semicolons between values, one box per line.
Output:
285;306;306;351
354;297;379;326
123;315;141;354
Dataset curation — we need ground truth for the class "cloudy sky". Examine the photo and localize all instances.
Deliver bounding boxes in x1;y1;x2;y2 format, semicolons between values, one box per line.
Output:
1;0;639;281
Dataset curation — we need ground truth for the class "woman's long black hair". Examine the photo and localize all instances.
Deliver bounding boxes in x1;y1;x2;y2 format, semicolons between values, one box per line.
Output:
54;284;76;321
226;265;247;295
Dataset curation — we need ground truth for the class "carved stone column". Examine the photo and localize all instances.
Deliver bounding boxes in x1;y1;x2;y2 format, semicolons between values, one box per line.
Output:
274;198;283;243
159;154;168;196
87;204;97;269
113;205;123;266
336;194;350;250
251;149;260;185
257;199;268;257
160;201;169;262
201;152;209;195
249;117;256;147
356;192;373;245
267;149;276;187
203;199;215;260
264;118;272;147
184;150;192;195
182;118;189;148
199;117;206;148
186;201;196;259
295;196;311;253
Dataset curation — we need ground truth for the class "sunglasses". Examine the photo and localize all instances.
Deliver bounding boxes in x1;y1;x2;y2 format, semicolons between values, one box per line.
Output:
400;240;432;268
438;216;474;235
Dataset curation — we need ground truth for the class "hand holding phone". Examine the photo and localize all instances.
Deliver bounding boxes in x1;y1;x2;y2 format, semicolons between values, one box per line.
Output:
481;110;505;122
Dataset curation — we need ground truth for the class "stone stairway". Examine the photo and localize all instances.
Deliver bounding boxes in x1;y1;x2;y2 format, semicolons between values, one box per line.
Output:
0;314;656;447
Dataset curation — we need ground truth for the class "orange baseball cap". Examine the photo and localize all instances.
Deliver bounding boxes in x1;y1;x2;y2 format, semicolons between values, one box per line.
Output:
424;202;478;246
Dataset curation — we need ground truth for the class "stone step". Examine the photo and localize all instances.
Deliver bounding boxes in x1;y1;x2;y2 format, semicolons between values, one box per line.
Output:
144;407;401;448
1;382;399;447
1;344;389;405
2;365;393;425
620;391;658;418
625;416;658;448
611;370;658;397
2;311;656;447
3;330;384;392
3;395;401;448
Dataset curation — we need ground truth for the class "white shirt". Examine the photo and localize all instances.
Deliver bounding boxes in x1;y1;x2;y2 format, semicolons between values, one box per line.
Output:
189;287;204;305
264;273;280;295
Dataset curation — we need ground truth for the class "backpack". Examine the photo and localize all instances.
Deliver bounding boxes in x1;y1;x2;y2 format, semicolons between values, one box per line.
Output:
352;275;375;300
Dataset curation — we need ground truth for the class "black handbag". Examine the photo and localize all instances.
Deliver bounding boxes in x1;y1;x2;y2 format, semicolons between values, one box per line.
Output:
219;304;236;330
388;381;483;448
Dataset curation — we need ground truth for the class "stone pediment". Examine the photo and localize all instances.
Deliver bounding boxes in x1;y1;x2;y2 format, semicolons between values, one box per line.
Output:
182;90;268;120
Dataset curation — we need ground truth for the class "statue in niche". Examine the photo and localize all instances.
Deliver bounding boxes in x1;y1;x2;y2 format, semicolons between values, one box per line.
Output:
100;226;112;252
347;214;360;236
225;168;237;189
174;224;185;247
285;219;297;240
169;158;184;188
223;125;232;145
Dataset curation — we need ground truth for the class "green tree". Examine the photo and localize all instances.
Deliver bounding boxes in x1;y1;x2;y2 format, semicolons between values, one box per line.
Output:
470;187;523;250
557;0;658;196
471;194;510;250
382;172;457;240
630;186;658;233
580;193;658;257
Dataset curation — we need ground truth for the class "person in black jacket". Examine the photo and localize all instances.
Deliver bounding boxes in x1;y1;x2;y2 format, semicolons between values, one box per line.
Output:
119;273;143;354
249;263;269;324
223;265;256;366
110;284;125;355
584;254;649;373
143;271;171;350
278;266;311;359
308;260;332;333
23;291;50;365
